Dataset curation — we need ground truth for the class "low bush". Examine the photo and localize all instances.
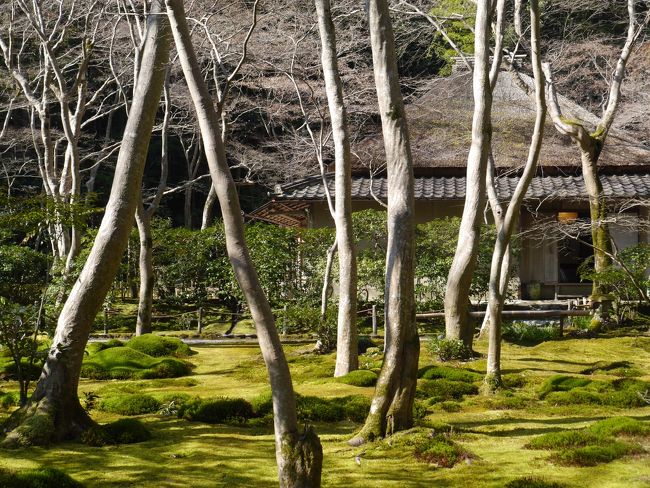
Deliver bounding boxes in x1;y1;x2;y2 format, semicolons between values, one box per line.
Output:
417;379;478;403
418;364;482;383
505;477;568;488
178;397;254;424
541;377;650;408
0;467;84;488
551;441;643;466
98;394;161;416
126;334;192;358
1;360;43;381
526;429;602;450
335;370;378;387
438;401;462;412
81;418;151;447
357;336;377;354
295;394;371;423
386;428;472;467
502;322;560;345
80;347;192;380
0;390;18;410
427;337;472;362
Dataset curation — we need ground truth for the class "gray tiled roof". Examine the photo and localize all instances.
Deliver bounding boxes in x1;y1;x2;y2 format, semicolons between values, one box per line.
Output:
277;174;650;201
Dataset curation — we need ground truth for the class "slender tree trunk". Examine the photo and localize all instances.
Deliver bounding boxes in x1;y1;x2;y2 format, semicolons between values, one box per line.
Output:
315;0;358;377
135;209;154;336
2;2;170;447
350;0;418;445
320;239;337;320
165;2;322;485
184;185;192;229
485;0;545;391
201;184;217;230
444;0;493;351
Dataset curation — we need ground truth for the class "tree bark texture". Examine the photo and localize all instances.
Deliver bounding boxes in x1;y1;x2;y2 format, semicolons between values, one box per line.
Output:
314;0;359;377
2;2;170;447
485;0;546;391
444;0;493;350
350;0;419;445
201;184;217;230
165;1;322;485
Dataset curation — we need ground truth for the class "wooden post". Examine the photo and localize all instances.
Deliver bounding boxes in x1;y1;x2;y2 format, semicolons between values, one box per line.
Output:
103;307;108;336
559;316;564;337
372;304;378;337
282;304;288;336
197;307;203;334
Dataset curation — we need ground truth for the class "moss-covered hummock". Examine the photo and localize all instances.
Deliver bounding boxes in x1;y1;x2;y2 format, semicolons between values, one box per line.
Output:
98;394;161;416
81;419;152;447
126;334;193;358
0;467;84;488
81;347;192;380
335;370;378;387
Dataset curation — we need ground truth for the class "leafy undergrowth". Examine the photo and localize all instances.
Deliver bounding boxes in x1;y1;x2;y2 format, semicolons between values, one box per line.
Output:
0;467;84;488
81;346;193;380
526;417;649;466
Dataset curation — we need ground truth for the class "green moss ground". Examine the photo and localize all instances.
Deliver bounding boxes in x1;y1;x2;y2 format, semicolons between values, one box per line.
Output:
0;335;649;487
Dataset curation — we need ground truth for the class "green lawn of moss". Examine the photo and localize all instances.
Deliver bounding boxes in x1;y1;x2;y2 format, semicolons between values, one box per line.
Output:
0;334;649;487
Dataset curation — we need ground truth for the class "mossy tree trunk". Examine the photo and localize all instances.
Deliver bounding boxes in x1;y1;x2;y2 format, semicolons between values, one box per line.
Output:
349;0;418;445
314;0;358;378
485;0;546;392
165;1;323;485
444;0;493;352
2;2;171;447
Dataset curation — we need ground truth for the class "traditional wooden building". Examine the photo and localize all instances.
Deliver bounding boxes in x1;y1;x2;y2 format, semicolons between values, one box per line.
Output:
250;69;650;300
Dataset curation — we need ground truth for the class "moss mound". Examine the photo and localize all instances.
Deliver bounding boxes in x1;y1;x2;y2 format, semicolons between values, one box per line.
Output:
98;394;161;416
335;370;378;387
81;418;152;447
542;377;650;408
7;413;55;447
551;441;643;466
86;339;124;356
580;360;641;377
0;467;84;488
126;334;192;358
250;391;371;423
416;379;479;403
526;416;648;466
418;364;482;382
505;477;568;488
386;428;472;467
538;375;594;399
178;397;254;424
81;347;192;380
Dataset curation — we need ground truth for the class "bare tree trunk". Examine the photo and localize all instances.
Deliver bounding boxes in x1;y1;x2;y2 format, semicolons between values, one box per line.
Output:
201;184;217;230
320;239;337;319
315;0;358;377
135;72;170;337
165;1;322;485
350;0;418;445
444;0;493;351
2;2;170;447
485;0;545;391
184;186;193;229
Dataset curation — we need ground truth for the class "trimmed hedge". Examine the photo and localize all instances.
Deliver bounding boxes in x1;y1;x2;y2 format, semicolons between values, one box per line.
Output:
81;347;192;380
177;397;254;424
416;379;478;403
335;370;378;387
418;365;482;383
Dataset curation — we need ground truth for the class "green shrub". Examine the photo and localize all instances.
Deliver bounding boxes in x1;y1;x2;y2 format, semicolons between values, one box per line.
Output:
126;334;192;358
251;390;273;417
0;391;18;410
502;322;560;345
417;379;478;403
551;441;643;466
335;370;378;387
541;377;650;408
439;401;462;412
587;417;650;437
418;364;482;382
178;397;254;424
98;394;161;416
545;389;603;406
413;434;470;467
427;337;472;361
505;477;568;488
538;375;594;399
81;418;151;447
80;347;192;380
357;336;377;354
2;360;43;381
0;467;84;488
